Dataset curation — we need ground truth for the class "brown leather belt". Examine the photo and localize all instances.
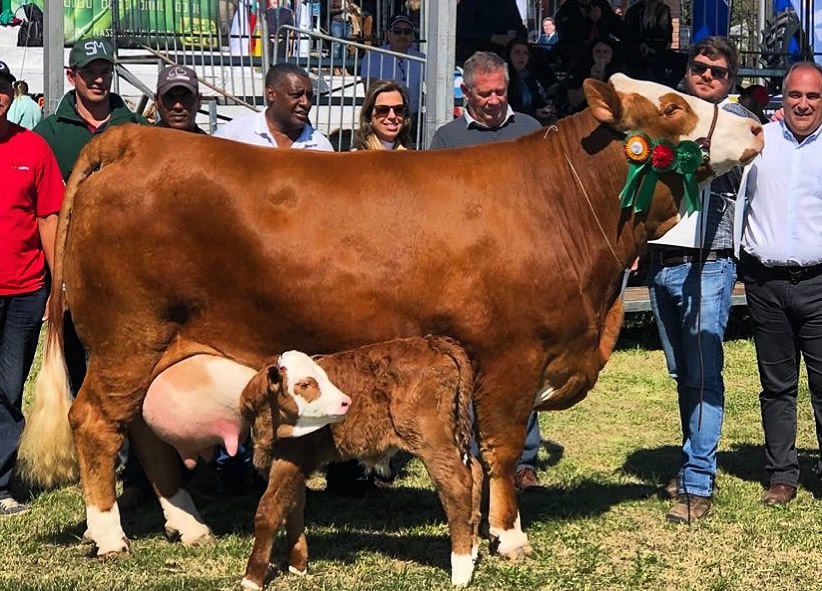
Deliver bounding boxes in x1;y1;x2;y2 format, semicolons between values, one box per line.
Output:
651;247;735;267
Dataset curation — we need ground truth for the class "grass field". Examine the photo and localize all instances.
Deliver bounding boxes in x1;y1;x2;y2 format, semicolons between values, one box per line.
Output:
1;320;820;591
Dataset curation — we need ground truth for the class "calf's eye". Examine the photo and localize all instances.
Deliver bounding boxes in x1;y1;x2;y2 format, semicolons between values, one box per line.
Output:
663;104;681;116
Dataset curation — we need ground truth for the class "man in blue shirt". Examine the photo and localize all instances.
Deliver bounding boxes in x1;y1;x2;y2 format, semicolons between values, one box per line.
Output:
737;61;822;506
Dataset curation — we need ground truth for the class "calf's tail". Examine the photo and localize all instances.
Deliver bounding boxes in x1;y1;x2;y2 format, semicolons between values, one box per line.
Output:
16;131;129;488
426;335;475;467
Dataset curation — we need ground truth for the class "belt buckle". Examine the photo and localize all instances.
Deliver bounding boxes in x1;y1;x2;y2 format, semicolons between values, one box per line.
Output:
788;267;803;283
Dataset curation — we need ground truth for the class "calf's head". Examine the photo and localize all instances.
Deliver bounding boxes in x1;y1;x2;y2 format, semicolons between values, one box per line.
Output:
240;351;351;474
584;73;763;177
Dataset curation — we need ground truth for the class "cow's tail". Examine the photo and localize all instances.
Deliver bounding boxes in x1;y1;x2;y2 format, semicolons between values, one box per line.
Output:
427;335;475;468
16;132;126;488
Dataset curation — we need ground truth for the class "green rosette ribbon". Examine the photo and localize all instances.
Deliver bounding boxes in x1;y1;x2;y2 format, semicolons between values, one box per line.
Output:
618;131;705;214
675;140;703;214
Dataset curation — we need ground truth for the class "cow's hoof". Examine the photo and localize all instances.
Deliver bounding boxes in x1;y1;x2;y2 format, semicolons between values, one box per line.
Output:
493;540;532;560
96;536;131;559
240;576;263;590
165;524;213;546
450;553;475;586
288;565;307;576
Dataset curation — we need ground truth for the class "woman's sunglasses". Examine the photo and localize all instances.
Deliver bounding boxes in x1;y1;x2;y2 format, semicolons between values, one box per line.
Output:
373;104;407;118
689;61;729;80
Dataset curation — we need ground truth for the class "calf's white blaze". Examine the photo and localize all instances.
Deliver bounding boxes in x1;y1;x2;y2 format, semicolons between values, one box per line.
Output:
279;350;351;432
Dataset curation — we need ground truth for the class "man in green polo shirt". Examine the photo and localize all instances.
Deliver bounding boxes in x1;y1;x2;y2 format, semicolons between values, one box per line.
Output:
35;37;146;182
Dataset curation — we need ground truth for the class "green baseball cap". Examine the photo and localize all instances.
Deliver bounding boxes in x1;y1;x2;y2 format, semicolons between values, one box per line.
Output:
69;38;115;69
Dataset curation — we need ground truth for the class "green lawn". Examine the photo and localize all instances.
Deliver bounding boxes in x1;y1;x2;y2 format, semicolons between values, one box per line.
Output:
1;327;820;591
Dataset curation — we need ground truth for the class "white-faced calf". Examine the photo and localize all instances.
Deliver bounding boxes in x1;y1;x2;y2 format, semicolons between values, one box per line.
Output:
239;336;482;589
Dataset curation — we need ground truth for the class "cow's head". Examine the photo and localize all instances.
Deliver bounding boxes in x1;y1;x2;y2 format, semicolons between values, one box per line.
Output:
584;73;764;177
240;350;351;475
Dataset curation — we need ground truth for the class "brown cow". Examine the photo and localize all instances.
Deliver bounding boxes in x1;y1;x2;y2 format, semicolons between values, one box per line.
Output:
18;75;763;561
239;336;481;588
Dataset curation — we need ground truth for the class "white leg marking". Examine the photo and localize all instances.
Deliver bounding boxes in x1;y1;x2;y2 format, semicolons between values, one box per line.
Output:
471;544;479;562
240;577;263;590
86;504;129;556
451;553;475;587
489;513;530;556
288;565;307;576
158;489;213;545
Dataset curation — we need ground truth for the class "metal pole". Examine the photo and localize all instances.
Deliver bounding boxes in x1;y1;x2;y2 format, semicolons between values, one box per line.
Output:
44;0;65;116
424;0;455;147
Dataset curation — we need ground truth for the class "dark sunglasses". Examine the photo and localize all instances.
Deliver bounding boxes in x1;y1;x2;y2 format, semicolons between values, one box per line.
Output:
689;61;729;80
373;104;406;117
391;27;414;35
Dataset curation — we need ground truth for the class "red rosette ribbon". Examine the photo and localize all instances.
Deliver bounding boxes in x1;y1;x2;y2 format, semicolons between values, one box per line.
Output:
650;142;675;171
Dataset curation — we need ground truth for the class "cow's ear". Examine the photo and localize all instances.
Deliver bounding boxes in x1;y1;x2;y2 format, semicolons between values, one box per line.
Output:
584;78;622;126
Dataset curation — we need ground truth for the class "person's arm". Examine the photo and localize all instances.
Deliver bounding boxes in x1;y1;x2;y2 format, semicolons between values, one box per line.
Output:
37;214;58;273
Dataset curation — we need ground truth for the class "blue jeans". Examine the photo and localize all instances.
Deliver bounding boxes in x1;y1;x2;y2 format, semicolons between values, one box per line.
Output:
649;257;736;497
0;287;48;497
330;19;351;64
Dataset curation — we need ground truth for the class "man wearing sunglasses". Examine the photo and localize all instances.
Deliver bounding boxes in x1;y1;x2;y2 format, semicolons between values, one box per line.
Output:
647;36;761;524
34;37;146;183
359;15;425;127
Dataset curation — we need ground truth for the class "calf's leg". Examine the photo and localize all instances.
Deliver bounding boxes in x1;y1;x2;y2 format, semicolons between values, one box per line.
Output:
242;458;306;590
128;416;213;545
418;448;477;586
284;484;308;575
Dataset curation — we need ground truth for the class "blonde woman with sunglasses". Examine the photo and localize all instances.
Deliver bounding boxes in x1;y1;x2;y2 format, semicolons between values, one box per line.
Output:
353;79;412;150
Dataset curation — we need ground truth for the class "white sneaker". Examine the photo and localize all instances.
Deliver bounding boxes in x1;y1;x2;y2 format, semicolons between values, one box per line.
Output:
0;497;30;516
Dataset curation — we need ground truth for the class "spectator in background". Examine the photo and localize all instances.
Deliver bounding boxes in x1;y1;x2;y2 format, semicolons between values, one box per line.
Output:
154;65;205;133
738;84;769;123
429;51;543;492
456;0;528;65
554;0;614;66
34;37;146;402
0;61;64;516
35;37;146;182
561;37;625;114
537;17;558;47
265;0;294;60
353;79;412;150
506;38;555;124
624;0;686;86
8;80;41;129
360;15;425;127
216;63;333;150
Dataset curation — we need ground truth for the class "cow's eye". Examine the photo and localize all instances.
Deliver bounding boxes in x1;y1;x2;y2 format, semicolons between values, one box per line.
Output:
663;104;681;116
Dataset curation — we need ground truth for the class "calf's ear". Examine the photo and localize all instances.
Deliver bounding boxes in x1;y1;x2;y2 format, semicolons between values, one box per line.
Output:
584;78;622;126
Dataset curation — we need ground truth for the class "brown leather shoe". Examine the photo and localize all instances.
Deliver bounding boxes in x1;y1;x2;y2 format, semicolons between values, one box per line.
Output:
665;494;712;524
761;483;797;505
514;467;541;492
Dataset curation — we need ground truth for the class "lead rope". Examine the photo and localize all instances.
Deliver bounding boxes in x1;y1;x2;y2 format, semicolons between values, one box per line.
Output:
544;125;624;268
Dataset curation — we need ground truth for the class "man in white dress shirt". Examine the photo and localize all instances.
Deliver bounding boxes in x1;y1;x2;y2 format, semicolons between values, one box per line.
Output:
738;61;822;506
215;63;333;151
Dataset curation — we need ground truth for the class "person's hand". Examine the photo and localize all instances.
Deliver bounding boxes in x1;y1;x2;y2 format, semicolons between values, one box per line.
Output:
42;295;50;321
770;108;784;122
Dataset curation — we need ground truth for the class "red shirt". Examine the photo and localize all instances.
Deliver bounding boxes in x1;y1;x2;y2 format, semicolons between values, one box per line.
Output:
0;124;65;295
